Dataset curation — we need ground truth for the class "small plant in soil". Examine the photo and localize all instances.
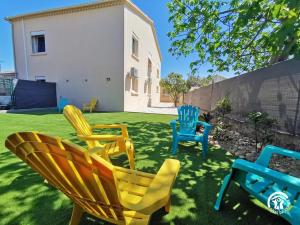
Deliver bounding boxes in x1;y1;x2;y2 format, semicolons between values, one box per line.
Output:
215;96;232;117
211;97;232;140
248;112;277;152
199;112;213;123
196;112;213;133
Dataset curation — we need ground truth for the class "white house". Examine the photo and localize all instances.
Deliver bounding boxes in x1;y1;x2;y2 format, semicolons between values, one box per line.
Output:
6;0;162;112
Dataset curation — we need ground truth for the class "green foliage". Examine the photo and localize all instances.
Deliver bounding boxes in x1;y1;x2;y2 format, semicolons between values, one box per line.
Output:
199;112;213;123
215;96;232;116
212;123;225;140
186;74;213;89
160;72;188;106
168;0;300;74
248;112;277;151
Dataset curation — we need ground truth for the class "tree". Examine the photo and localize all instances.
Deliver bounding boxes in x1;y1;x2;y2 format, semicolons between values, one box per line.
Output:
186;74;213;88
168;0;300;74
160;73;188;106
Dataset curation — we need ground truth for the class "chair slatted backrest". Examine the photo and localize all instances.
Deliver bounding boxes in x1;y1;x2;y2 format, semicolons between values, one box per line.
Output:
90;98;98;108
177;105;200;135
59;98;69;109
63;105;99;148
5;132;126;222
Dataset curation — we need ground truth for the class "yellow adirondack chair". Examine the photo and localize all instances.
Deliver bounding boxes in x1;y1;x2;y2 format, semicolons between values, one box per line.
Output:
83;98;98;112
5;132;180;225
63;105;135;169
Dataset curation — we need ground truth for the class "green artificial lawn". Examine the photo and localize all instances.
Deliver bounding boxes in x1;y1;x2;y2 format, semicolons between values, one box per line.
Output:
0;110;288;225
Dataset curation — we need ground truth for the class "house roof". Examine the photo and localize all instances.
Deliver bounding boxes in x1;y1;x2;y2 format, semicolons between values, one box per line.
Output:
5;0;162;61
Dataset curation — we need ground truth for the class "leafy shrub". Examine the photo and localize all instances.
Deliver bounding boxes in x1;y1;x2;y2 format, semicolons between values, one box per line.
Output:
199;112;213;123
248;112;277;151
215;96;231;116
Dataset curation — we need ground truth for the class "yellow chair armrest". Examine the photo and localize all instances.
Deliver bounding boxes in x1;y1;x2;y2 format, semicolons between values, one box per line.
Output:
118;159;180;214
114;166;156;179
92;124;129;139
78;134;123;141
88;146;111;162
92;124;127;129
88;146;105;154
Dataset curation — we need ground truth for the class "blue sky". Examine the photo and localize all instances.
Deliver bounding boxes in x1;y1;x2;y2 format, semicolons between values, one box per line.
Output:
0;0;234;78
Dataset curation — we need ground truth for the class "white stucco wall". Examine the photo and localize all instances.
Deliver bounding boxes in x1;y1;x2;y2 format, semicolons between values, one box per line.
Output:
12;5;125;111
123;5;161;112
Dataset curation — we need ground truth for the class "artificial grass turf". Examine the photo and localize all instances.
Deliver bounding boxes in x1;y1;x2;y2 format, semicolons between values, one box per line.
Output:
0;110;288;225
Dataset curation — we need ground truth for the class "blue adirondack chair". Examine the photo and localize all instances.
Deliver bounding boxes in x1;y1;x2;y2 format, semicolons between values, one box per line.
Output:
170;105;212;158
57;97;70;112
215;145;300;225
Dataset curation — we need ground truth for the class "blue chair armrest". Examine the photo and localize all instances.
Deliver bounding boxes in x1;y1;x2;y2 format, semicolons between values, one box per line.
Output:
197;121;212;137
232;159;300;191
255;145;300;167
170;120;177;129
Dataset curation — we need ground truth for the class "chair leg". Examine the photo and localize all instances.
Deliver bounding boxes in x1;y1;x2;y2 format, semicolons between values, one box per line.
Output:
69;203;84;225
164;197;171;213
172;139;178;155
214;174;233;211
202;140;208;159
127;144;135;170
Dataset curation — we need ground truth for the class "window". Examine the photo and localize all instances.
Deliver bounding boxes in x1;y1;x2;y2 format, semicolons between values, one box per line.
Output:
156;86;159;93
132;36;139;58
35;75;46;82
144;82;147;94
157;69;160;78
132;78;139;95
31;31;46;53
147;59;152;77
130;67;139;95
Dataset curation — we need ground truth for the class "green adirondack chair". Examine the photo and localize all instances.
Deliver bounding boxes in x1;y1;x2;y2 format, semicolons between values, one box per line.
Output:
215;145;300;225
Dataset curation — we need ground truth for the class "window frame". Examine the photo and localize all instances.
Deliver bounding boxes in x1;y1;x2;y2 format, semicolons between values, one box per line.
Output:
35;75;46;82
31;31;46;54
132;35;139;59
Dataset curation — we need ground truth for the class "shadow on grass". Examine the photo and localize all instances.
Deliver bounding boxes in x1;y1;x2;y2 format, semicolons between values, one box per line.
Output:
0;119;288;225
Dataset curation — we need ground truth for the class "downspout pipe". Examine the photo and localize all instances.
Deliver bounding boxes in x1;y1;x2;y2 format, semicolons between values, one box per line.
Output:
21;18;29;80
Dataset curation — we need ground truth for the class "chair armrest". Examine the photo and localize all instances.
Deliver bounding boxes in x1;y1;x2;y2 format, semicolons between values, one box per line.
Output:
88;146;110;162
232;159;300;191
255;145;300;167
78;134;123;141
197;121;212;137
92;124;129;139
170;120;177;129
118;159;180;214
92;124;128;129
